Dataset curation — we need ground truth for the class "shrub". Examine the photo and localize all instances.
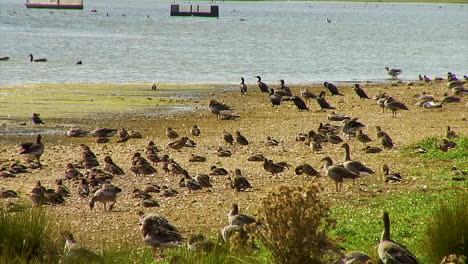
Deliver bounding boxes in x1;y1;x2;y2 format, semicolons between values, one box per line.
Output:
0;208;63;263
256;183;340;264
423;192;467;263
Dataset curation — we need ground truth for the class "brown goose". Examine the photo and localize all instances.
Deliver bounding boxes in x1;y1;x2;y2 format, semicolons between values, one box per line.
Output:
385;67;402;78
363;145;383;153
342;118;366;138
327;111;350;122
55;179;71;197
266;136;280;146
165;127;179;139
378;212;419;264
190;125;201;137
376;126;394;149
167;137;188;150
179;174;203;191
321;157;358;192
195;174;212;188
300;88;316;103
235;131;249;145
227;203;258;227
0;188;18;198
263;159;287;176
103;156;125;176
90;128;116;137
19;134;44;165
384;97;409;118
116;128;130;142
76;179;90;198
89;184;122;211
139;212;182;257
217;147;232;157
63;232;102;262
66;127;89;137
209;165;228;176
64;163;83;180
382;165;403;182
145;141;160;154
229;169;252;192
327;133;344;144
341;143;375;176
294;164;320;178
223;130;234;145
445;126;459;139
356;130;372;145
189;154;207;162
44;189;65;205
209;100;235;120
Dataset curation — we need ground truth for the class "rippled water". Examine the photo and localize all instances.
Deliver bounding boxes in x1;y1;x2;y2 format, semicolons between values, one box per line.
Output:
0;0;466;85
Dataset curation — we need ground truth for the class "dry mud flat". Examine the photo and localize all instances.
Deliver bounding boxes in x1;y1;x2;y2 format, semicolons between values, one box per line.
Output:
0;80;466;249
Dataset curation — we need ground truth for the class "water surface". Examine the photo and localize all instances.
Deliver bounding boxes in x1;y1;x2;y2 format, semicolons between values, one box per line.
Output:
0;0;466;84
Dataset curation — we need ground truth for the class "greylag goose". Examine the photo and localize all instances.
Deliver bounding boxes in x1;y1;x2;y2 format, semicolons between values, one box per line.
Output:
321;157;358;192
89;184;122;211
294;163;320;178
337;251;372;264
210;165;228;175
227;203;258;227
165;127;179;139
300;88;316;103
90;128;116;137
445;126;458;139
190;125;201;137
327;111;350;122
353;84;370;99
342;118;366;138
356;130;372;145
324;81;344;96
341;143;375;177
384;97;409;117
167;137;188;150
378;212;419;264
263;158;288;176
254;75;269;93
376;126;394;149
385;67;402;78
19;134;44;165
229;169;252;192
209;100;235;120
55;179;70;197
63;232;101;262
139;212;182;257
223;130;234;144
382;165;403;182
235;130;249;145
240;77;248;96
217;147;232;157
103;156;125;176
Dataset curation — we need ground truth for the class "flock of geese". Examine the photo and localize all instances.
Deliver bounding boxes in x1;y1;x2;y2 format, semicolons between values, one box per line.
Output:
1;69;466;263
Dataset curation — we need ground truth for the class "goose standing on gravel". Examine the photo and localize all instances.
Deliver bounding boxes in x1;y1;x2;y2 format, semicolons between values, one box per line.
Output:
385;67;402;78
209;100;235;120
235;130;249;145
378;212;419;264
356;130;372;145
300;88;316;103
376;126;394;149
384;97;409;117
240;77;248;96
190;125;201;137
353;84;370;99
19;134;44;165
321;157;358;192
89;184;122;211
103;156;125;176
254;76;269;93
341;143;375;177
324;82;344;96
342;118;366;138
29;54;47;62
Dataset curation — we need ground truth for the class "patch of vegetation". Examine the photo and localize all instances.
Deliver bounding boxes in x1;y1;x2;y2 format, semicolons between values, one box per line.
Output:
0;208;63;263
422;192;467;263
256;183;340;264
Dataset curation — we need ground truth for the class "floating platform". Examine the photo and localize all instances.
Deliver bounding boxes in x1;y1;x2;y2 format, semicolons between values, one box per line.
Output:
170;4;219;17
25;0;83;9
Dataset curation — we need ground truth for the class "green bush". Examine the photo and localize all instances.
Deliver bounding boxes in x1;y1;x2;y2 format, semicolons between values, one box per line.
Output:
0;208;63;263
423;192;467;263
256;183;340;264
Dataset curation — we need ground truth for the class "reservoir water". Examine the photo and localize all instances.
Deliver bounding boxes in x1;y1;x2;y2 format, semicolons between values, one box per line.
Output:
0;0;467;85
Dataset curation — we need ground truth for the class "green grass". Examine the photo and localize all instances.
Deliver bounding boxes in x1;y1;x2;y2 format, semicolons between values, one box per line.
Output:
0;83;232;119
404;137;468;163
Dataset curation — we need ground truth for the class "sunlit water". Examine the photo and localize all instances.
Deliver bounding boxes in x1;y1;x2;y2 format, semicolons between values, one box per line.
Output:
0;0;467;85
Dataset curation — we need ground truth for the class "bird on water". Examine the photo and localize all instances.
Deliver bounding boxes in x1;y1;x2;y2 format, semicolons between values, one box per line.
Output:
29;54;47;62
